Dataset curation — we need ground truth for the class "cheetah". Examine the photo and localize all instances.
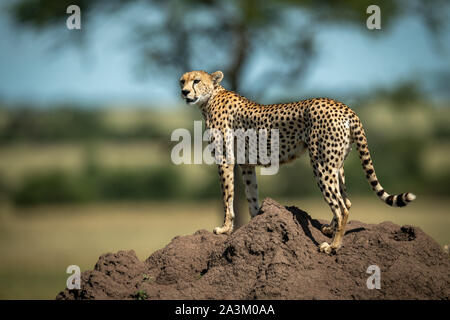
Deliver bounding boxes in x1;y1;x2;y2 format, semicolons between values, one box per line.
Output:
179;70;416;254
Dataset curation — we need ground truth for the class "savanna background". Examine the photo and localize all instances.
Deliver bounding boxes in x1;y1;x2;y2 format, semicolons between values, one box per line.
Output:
0;0;449;299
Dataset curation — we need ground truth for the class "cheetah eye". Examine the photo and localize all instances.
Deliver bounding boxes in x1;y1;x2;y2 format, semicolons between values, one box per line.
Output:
180;79;185;85
193;79;200;84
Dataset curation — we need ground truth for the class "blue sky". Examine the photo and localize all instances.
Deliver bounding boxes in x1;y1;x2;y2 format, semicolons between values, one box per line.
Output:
0;3;449;107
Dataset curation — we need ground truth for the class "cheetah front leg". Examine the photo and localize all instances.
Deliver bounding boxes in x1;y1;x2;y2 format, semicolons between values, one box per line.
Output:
240;165;259;218
214;164;235;235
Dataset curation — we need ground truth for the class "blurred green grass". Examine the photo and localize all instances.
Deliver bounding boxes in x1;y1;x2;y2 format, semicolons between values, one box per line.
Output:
0;197;448;299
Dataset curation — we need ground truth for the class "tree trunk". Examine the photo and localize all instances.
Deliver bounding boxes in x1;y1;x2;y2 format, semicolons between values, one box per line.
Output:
228;22;249;230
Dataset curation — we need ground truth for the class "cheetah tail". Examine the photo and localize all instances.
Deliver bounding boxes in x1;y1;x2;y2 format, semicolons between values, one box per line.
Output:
351;120;416;207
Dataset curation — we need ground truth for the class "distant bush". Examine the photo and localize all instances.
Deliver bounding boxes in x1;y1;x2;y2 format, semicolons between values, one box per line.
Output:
97;167;181;200
0;173;11;202
0;106;169;143
13;171;93;206
0;106;104;142
13;167;183;206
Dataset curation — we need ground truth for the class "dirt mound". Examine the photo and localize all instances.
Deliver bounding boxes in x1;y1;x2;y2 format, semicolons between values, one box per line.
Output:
56;198;450;300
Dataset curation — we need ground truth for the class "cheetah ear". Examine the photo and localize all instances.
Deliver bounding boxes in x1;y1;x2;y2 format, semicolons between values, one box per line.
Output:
211;71;224;84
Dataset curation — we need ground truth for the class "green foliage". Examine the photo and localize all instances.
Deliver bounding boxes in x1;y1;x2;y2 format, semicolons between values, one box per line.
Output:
0;173;11;202
133;290;148;300
0;106;104;142
13;170;93;206
0;106;168;143
142;274;153;282
98;167;181;201
13;166;182;206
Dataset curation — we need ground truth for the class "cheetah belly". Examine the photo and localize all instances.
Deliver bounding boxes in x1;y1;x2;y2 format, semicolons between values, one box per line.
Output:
279;141;307;165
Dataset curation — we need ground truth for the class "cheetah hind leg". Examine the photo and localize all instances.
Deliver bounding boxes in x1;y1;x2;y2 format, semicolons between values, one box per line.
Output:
339;167;352;210
240;165;260;218
322;167;350;236
318;173;350;254
320;201;348;254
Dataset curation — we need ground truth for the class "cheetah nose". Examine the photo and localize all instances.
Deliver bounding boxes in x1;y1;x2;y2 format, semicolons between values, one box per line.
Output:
182;90;190;96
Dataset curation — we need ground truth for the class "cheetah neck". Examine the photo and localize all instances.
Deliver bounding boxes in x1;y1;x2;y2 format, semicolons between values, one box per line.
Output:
203;85;259;110
199;85;226;111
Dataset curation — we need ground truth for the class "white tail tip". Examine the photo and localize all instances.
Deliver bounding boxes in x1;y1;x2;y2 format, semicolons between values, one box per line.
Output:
406;193;416;201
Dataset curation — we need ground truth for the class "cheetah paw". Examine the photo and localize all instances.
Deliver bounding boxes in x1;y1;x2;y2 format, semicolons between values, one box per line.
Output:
319;242;334;254
213;226;232;235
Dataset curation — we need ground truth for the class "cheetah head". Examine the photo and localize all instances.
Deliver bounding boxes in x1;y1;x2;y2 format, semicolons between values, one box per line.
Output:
179;70;224;106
